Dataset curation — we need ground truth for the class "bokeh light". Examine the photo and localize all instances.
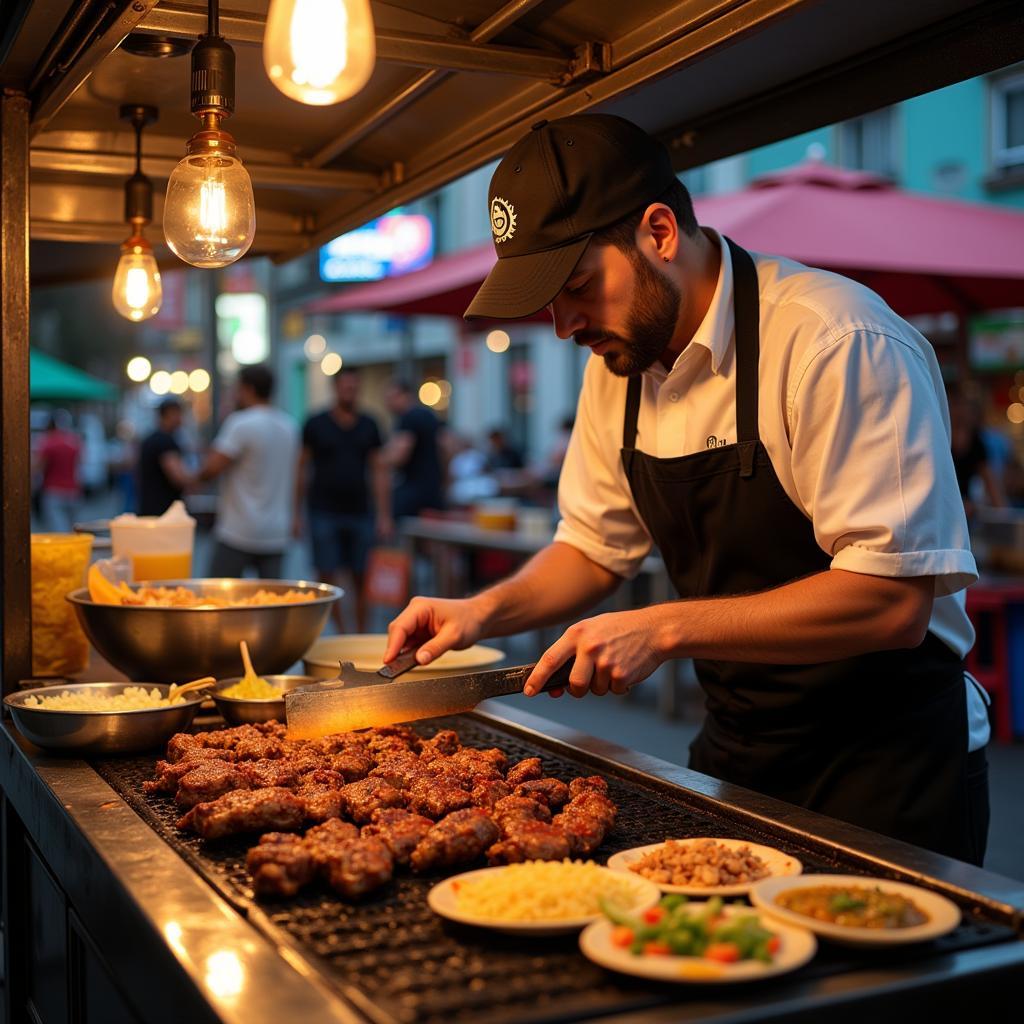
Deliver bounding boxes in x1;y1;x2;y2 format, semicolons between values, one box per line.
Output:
304;334;327;360
126;356;152;382
189;368;211;393
321;352;342;375
486;330;510;353
419;381;442;407
149;370;171;395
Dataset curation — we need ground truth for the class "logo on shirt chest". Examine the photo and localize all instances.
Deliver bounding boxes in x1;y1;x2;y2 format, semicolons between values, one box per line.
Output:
706;435;729;449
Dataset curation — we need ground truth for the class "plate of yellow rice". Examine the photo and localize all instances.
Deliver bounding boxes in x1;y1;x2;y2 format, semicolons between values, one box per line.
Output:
428;860;661;935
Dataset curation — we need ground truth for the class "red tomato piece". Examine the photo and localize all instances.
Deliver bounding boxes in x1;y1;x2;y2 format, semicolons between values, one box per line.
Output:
642;941;673;956
611;926;635;948
704;942;741;963
642;907;665;924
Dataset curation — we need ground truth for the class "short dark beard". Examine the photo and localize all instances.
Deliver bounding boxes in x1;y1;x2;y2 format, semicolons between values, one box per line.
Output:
574;249;681;377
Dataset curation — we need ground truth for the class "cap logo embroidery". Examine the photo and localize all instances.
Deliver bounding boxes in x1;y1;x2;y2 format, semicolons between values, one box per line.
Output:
490;196;516;244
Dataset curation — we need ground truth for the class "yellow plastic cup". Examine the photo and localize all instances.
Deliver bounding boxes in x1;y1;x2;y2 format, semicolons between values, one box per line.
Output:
31;532;94;677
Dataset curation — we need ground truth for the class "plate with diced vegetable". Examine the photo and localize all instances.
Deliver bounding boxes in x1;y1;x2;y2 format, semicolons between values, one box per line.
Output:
750;875;961;947
579;895;817;983
607;837;802;895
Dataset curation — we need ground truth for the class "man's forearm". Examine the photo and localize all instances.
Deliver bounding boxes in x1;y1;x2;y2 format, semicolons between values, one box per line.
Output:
650;568;934;664
472;541;621;637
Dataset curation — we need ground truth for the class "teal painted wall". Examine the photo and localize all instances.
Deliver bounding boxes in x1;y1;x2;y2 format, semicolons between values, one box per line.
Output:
739;74;1024;210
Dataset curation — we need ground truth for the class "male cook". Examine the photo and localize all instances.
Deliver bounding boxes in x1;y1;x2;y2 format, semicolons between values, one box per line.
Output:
384;115;989;864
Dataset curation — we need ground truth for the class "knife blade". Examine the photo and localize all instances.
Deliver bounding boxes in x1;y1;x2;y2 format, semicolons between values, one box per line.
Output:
285;658;575;739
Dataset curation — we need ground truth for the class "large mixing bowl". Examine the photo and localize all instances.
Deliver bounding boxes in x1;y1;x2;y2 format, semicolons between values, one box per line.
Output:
4;682;207;755
67;579;341;683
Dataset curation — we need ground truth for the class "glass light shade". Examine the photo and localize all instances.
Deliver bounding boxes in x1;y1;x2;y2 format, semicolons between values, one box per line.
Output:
112;242;162;322
163;151;256;268
263;0;376;105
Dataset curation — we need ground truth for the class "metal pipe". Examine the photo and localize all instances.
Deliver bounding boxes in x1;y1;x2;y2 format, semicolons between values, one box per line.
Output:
310;0;547;167
26;0;99;93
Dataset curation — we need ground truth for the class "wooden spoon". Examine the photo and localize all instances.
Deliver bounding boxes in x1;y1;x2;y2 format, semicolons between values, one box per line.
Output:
239;640;262;685
168;676;216;700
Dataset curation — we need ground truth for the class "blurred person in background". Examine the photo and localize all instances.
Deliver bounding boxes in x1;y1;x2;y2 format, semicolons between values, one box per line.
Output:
109;420;139;513
947;384;1004;518
485;427;524;471
197;364;298;579
35;410;81;532
137;399;189;516
295;367;391;632
381;379;445;518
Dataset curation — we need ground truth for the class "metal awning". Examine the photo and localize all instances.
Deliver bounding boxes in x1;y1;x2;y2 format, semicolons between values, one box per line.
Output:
3;1;1023;285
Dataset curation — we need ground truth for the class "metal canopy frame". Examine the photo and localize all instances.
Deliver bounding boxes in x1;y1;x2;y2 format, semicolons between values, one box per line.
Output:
1;0;1024;690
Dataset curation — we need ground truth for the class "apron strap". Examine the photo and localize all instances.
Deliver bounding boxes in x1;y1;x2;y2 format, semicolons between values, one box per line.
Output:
623;374;642;450
725;237;761;445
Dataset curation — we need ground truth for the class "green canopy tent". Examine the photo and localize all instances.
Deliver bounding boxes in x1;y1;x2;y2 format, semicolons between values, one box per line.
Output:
29;348;117;403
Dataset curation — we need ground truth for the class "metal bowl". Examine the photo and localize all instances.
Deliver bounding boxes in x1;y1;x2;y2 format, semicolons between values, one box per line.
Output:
211;675;317;726
67;579;341;683
4;682;207;755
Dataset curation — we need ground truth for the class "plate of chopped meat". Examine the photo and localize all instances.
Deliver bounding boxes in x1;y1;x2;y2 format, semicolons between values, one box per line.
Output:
608;838;802;896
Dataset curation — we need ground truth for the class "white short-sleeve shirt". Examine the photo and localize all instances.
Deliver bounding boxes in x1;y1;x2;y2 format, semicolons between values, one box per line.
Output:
554;229;987;749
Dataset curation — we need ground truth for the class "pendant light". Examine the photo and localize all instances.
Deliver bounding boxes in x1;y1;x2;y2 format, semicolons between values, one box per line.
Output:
112;104;163;323
263;0;375;105
163;0;256;268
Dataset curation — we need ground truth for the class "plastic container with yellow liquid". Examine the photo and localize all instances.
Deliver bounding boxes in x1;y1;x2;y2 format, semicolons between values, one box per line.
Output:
110;501;196;581
31;532;94;676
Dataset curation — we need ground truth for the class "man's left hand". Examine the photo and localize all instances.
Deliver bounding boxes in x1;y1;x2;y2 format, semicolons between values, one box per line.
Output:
523;608;667;698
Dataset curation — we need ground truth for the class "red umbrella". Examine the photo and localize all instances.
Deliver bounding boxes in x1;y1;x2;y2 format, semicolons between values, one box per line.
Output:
307;160;1024;319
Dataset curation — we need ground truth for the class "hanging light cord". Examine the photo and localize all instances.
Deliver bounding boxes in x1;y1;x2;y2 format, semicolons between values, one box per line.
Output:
208;0;219;38
133;115;144;176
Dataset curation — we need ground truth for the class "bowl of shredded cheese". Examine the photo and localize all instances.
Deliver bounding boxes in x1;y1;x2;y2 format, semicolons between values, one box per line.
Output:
429;860;661;935
4;682;207;755
211;675;317;725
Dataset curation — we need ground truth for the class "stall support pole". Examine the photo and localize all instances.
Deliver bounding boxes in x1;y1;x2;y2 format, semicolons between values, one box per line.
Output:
0;90;32;697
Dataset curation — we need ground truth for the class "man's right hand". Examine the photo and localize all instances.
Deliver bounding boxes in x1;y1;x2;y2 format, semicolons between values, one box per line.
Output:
384;595;488;667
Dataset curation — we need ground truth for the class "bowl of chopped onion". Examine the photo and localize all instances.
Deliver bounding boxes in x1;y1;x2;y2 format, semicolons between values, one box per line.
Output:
211;674;317;725
4;681;209;755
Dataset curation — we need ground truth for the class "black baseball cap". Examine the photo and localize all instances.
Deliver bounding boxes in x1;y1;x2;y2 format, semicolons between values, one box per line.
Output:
464;114;677;321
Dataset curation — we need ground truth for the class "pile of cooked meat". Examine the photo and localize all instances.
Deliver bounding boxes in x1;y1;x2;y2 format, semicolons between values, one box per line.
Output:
145;721;617;900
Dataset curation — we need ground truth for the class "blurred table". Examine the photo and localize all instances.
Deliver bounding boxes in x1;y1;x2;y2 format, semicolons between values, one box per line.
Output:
399;516;691;716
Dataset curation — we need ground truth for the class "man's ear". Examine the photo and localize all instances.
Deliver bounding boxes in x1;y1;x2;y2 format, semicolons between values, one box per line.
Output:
641;203;679;263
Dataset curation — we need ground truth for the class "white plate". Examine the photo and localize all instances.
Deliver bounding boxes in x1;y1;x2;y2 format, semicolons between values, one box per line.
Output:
427;865;660;936
607;838;803;896
579;902;817;984
750;874;962;947
303;634;505;679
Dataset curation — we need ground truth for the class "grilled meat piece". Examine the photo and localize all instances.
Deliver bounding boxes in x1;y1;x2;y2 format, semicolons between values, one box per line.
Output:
450;747;507;775
418;729;461;761
369;751;425;789
551;808;607;856
469;778;512;809
487;820;572;864
237;758;301;790
188;724;266;754
568;775;609;799
308;733;367;756
514;778;570;810
318;836;394;898
341;777;406;824
565;790;616;830
361;808;434;866
175;760;250;808
165;732;203;763
406;776;473;820
328;748;374;782
492;795;552;828
246;832;315;898
305;817;360;861
145;749;236;793
233;735;285;761
177;787;305;840
410;808;500;873
506;757;544;786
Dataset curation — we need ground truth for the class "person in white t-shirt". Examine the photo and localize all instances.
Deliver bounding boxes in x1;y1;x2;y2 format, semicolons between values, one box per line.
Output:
197;364;298;579
384;114;991;866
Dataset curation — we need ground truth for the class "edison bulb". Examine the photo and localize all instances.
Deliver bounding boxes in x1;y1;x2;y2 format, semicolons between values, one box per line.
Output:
112;241;162;322
264;0;376;105
164;152;256;268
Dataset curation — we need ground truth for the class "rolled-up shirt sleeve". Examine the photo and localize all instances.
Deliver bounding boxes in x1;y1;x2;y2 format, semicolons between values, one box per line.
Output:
554;359;653;578
787;327;977;596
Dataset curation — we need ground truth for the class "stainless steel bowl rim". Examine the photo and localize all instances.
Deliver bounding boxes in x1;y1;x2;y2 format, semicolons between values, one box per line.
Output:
4;681;209;714
66;579;343;610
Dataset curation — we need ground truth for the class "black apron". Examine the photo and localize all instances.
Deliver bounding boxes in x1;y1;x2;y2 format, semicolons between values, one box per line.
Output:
621;238;976;862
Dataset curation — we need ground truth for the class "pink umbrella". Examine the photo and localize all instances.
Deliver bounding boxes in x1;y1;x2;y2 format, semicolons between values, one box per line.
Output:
307;160;1024;320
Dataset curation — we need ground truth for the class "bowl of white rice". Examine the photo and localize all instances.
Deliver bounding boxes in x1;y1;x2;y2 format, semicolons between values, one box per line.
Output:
4;681;207;755
428;860;661;935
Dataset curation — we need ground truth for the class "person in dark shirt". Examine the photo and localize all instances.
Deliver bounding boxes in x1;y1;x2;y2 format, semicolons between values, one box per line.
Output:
485;427;524;471
948;384;1004;518
381;379;446;518
137;400;189;516
295;368;391;631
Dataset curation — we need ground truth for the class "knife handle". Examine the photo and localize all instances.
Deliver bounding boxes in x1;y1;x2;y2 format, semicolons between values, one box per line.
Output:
520;657;576;694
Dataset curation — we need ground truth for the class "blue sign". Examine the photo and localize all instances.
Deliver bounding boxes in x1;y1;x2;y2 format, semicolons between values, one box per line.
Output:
319;212;434;283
